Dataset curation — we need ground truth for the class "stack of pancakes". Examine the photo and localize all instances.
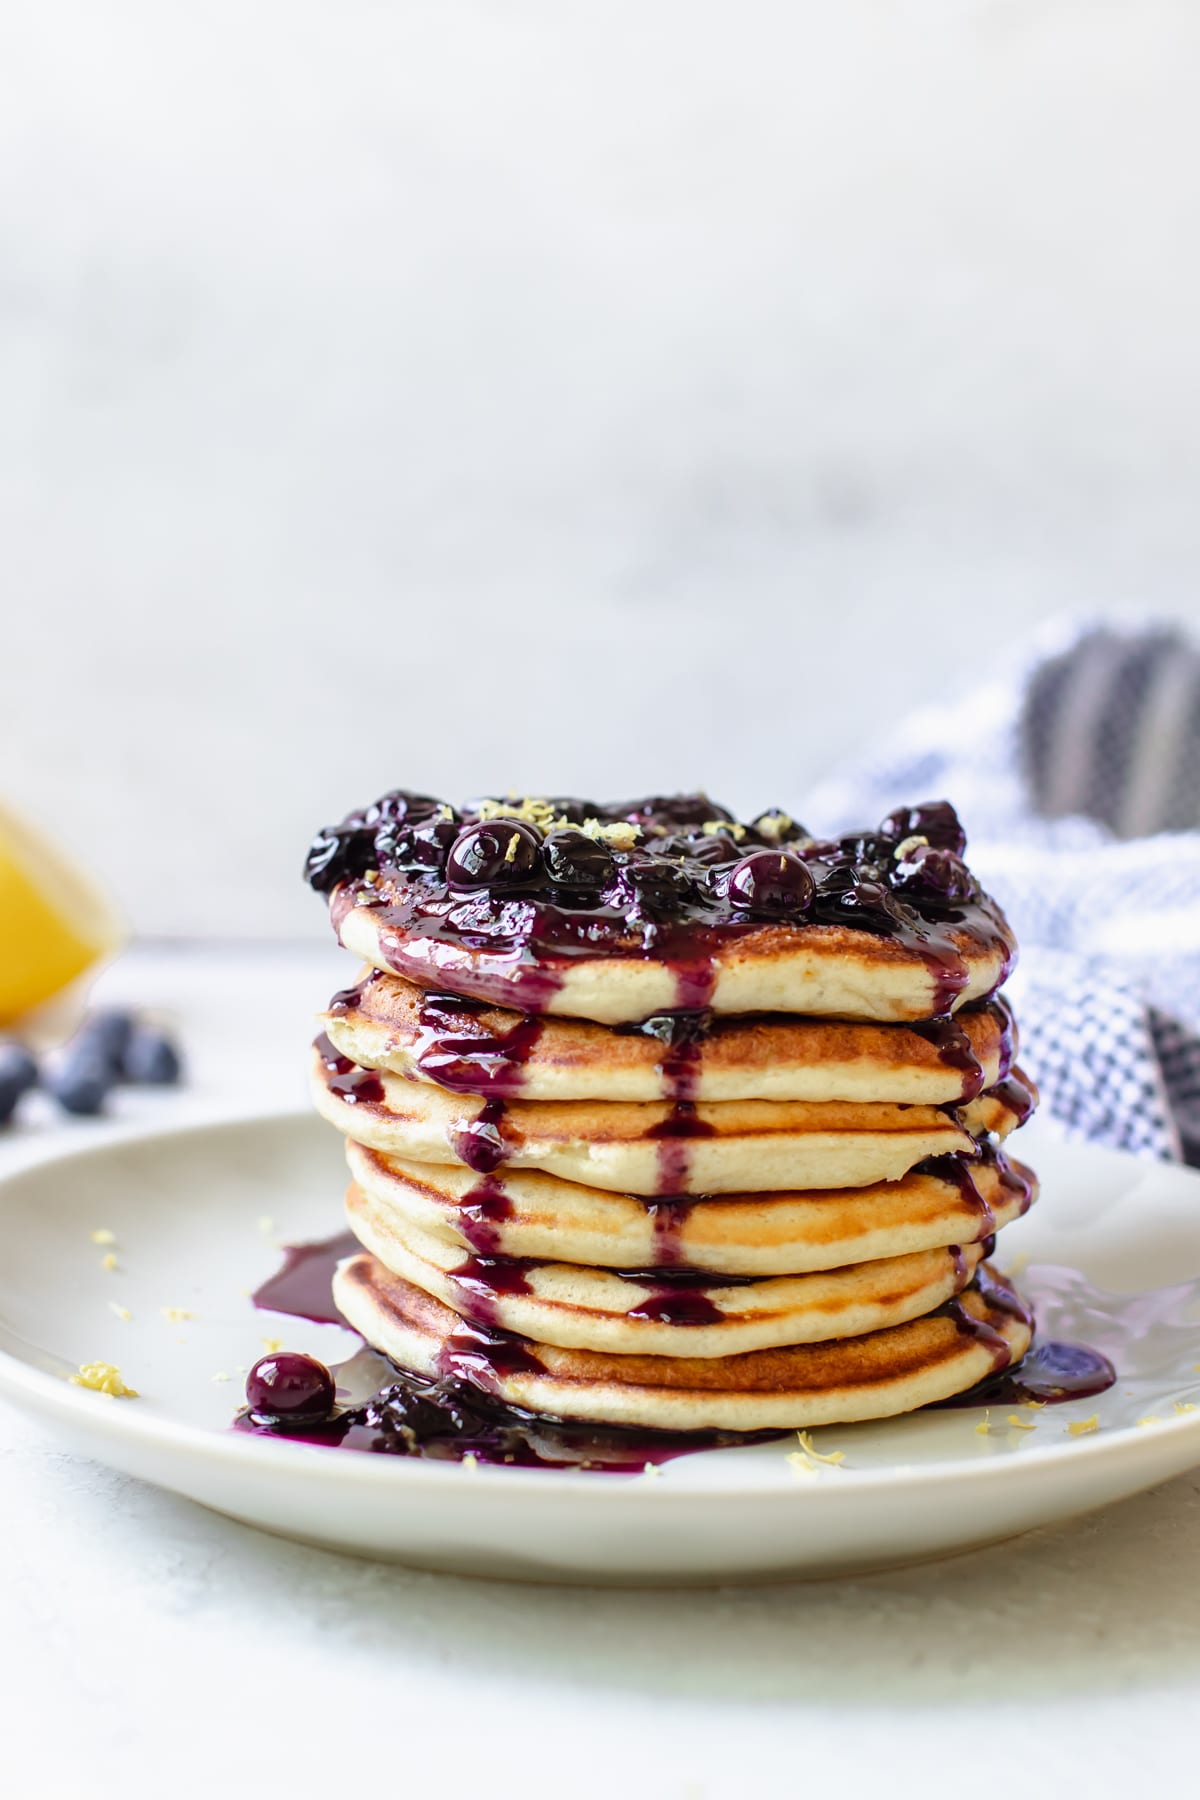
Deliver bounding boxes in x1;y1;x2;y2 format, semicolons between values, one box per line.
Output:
306;792;1038;1434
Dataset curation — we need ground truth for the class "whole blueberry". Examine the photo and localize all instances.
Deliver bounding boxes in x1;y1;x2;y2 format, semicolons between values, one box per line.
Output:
815;865;895;930
48;1052;112;1117
362;789;444;830
375;812;459;875
879;800;967;858
245;1352;336;1422
726;851;815;917
0;1042;38;1126
614;853;693;916
122;1028;184;1086
542;829;614;895
446;820;542;888
303;822;376;893
892;843;977;904
614;794;733;833
76;1011;135;1073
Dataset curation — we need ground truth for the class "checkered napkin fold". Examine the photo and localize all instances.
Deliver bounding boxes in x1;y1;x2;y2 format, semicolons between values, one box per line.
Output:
805;620;1200;1166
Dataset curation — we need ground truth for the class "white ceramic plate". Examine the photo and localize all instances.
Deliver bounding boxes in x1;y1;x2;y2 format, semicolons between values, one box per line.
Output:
1;1109;1199;1585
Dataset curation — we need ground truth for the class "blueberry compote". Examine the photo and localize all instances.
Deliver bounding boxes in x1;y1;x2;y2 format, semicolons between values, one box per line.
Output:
240;1232;784;1471
304;791;1015;1016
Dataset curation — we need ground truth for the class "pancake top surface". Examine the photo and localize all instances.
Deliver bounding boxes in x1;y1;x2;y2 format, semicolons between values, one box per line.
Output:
304;790;1015;1020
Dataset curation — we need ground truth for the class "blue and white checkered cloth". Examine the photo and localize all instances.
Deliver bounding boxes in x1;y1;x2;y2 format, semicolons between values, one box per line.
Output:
805;619;1200;1165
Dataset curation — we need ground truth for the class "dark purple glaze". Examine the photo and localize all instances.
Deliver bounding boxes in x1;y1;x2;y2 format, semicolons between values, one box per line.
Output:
647;1100;717;1194
251;1229;358;1324
449;1096;512;1173
315;1032;384;1107
308;791;1014;1019
961;1339;1117;1406
909;1015;986;1101
987;1071;1037;1128
412;990;545;1097
647;1196;694;1266
457;1175;515;1256
449;1253;535;1328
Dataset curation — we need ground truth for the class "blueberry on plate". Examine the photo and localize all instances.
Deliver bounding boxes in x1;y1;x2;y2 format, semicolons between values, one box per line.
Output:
0;1042;39;1126
245;1352;336;1422
76;1010;135;1072
122;1027;184;1086
47;1051;113;1117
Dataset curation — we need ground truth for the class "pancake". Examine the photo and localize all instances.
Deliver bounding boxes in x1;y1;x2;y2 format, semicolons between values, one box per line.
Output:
331;1253;1035;1430
312;1040;1033;1194
321;971;1017;1104
337;893;1014;1027
309;792;1016;1026
345;1138;1037;1276
342;1177;987;1355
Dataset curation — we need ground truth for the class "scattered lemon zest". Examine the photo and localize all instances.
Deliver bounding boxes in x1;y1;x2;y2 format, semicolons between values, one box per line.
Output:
974;1411;991;1436
795;1430;845;1467
108;1303;132;1323
1006;1414;1036;1431
461;1452;479;1472
161;1306;192;1323
503;831;522;864
701;820;746;841
580;818;641;850
211;1372;231;1384
260;1337;283;1354
100;1252;119;1273
1067;1414;1100;1437
1137;1415;1164;1428
754;812;793;844
894;834;930;860
90;1228;116;1246
785;1452;817;1476
641;1461;663;1478
70;1362;138;1398
1173;1402;1197;1416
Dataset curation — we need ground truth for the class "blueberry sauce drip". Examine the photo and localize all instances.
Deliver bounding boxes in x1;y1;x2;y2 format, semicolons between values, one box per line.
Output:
449;1097;512;1173
647;1102;717;1194
412;990;545;1097
315;1033;384;1107
456;1176;515;1256
987;1071;1037;1128
647;1196;694;1266
449;1254;535;1328
961;1340;1117;1406
251;1230;358;1324
909;1015;986;1101
309;791;1014;1018
914;1153;995;1232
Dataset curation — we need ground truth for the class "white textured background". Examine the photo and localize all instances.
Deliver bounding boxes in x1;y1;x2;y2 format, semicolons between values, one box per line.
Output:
3;0;1200;938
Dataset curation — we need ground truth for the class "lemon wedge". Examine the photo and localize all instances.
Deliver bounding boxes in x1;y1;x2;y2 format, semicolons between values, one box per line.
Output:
0;802;124;1024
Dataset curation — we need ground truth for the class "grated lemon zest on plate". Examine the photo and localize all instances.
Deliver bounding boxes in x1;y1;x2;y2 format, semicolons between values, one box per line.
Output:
161;1307;192;1323
108;1303;132;1323
1173;1402;1197;1415
785;1452;817;1476
795;1430;845;1467
100;1253;119;1272
90;1228;116;1246
1137;1416;1164;1428
260;1338;283;1354
974;1412;991;1436
1006;1415;1036;1431
641;1462;663;1478
70;1362;138;1398
1067;1414;1100;1437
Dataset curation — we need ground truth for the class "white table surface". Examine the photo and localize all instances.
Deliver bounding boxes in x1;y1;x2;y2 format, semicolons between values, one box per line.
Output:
2;944;1198;1798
